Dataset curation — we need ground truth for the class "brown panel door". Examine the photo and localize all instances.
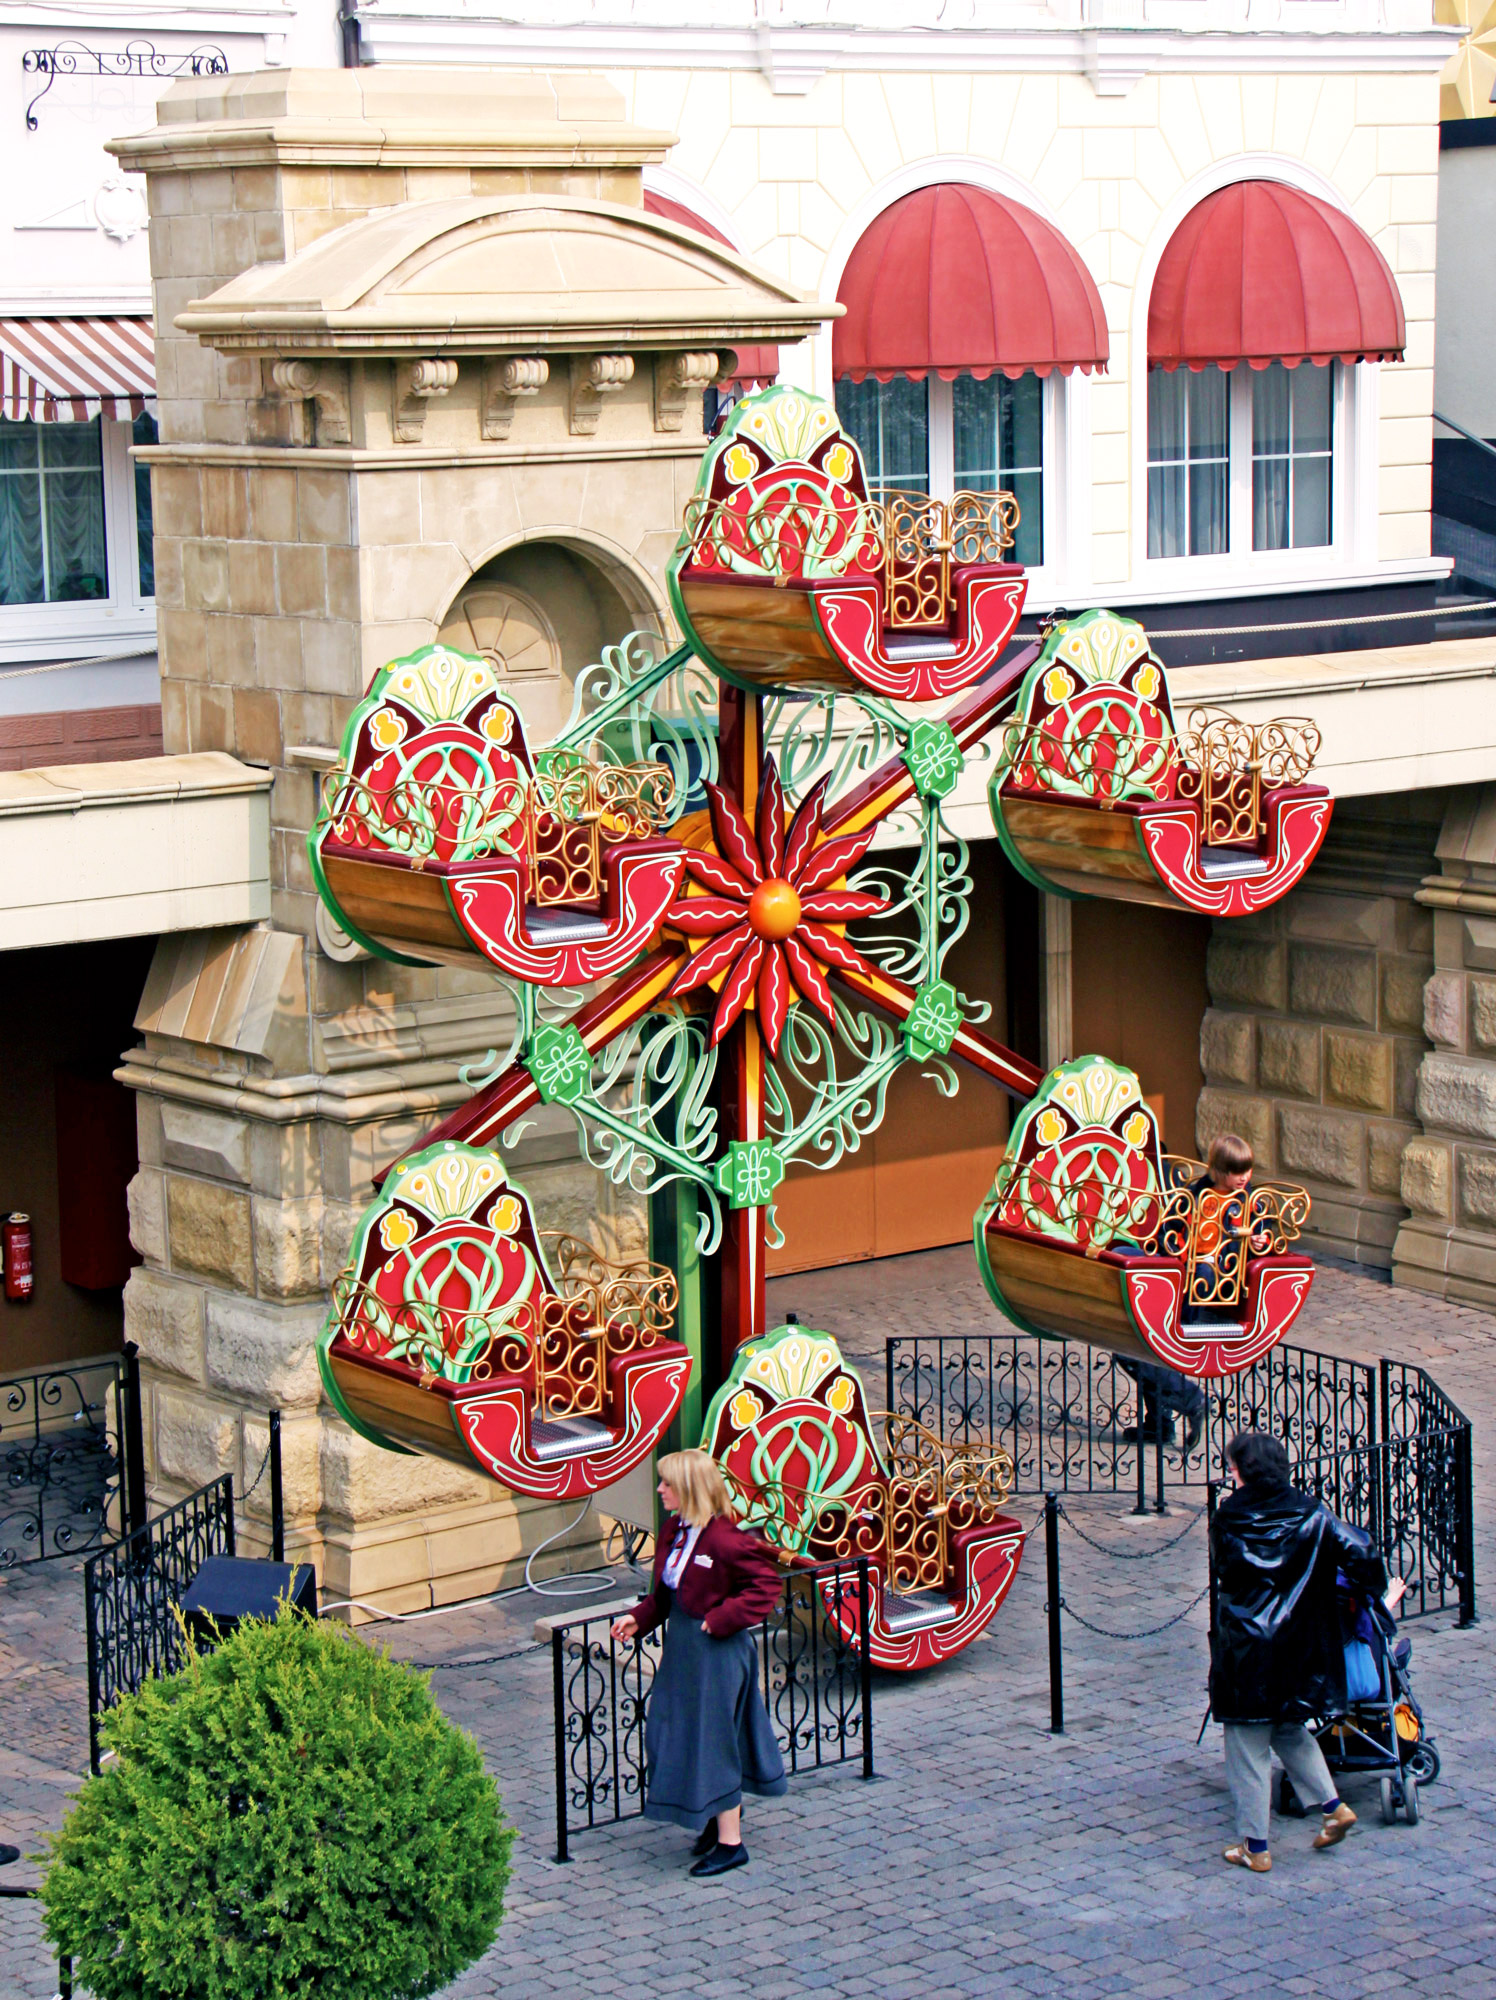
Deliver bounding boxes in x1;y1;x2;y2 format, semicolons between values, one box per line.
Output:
1069;900;1211;1154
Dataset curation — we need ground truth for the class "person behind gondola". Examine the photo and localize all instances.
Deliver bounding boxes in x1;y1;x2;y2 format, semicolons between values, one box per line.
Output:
611;1449;787;1878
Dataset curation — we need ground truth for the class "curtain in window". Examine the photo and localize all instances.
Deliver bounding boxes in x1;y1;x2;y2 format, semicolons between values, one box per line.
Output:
0;417;106;603
1252;362;1331;551
834;377;929;498
1147;369;1228;559
133;409;157;597
953;373;1043;566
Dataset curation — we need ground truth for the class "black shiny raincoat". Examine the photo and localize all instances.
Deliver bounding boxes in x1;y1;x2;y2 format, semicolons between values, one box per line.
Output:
1209;1481;1387;1725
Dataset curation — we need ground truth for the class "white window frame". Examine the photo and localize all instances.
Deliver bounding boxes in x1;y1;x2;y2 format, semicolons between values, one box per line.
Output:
0;415;156;666
1137;360;1360;591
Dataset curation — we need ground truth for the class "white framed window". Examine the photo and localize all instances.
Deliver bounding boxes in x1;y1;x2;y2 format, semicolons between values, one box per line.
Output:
1145;361;1343;568
0;411;156;660
834;371;1052;574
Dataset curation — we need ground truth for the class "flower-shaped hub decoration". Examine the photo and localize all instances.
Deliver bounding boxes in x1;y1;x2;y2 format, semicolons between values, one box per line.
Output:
665;756;887;1053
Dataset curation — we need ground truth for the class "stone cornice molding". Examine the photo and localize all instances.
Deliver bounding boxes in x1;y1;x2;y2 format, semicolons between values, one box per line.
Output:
109;119;676;173
350;11;1465;85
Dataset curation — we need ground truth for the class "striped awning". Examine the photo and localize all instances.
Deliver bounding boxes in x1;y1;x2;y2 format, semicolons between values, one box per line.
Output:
0;317;155;422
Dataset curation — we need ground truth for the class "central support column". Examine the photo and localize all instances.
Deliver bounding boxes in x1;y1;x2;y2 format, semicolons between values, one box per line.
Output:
719;683;768;1372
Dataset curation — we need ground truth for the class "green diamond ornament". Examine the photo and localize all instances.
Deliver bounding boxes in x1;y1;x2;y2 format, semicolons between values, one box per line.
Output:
904;720;964;800
529;1022;592;1105
713;1139;786;1210
902;979;962;1061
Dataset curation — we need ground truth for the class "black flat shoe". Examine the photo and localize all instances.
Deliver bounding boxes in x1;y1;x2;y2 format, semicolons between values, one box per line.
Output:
690;1841;749;1879
690;1818;718;1858
0;1845;19;1868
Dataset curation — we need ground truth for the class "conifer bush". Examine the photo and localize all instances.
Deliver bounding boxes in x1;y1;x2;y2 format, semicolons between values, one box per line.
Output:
42;1604;512;2000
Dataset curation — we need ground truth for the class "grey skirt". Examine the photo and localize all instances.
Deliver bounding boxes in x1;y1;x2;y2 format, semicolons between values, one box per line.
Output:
643;1606;788;1831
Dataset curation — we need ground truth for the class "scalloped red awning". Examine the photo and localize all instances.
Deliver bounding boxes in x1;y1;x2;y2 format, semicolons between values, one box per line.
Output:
1148;181;1406;372
833;183;1109;384
641;190;779;388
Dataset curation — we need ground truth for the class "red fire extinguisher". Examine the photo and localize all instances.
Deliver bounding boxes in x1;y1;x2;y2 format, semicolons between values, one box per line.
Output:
4;1213;33;1301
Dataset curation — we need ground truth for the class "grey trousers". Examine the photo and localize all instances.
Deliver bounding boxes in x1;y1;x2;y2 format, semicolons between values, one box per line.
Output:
1223;1722;1336;1844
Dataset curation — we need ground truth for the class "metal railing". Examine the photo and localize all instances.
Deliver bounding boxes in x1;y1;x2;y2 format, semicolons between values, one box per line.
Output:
550;1555;873;1862
83;1472;235;1774
887;1333;1474;1625
1;1345;145;1568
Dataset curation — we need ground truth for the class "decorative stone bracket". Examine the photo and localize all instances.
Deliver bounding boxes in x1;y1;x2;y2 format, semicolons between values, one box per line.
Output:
653;351;720;434
569;353;634;436
267;357;351;446
394;357;460;443
481;355;548;441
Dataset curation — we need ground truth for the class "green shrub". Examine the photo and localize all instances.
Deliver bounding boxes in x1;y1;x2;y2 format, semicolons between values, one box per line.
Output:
43;1605;512;2000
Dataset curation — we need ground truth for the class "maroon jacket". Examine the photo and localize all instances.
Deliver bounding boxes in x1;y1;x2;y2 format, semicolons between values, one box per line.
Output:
626;1513;783;1640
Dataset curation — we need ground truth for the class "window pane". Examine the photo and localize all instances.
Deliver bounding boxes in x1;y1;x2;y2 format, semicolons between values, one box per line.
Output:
45;468;107;599
1292;453;1331;549
0;420;40;473
0;462;45;603
953;371;1043;566
1253;364;1291;459
835;376;929;497
1189;452;1228;557
1150;366;1228;557
42;419;103;469
1187;369;1228;463
1148;369;1185;462
1251;360;1332;551
1292;363;1332;454
1148;461;1186;560
1253;454;1290;552
133;410;157;597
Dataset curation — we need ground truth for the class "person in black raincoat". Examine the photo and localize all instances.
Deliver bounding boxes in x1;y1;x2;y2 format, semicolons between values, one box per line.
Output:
1210;1429;1388;1873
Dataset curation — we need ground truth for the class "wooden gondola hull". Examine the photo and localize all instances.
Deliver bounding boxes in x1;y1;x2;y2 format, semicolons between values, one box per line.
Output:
323;1338;692;1500
991;785;1333;918
978;1224;1312;1379
817;1517;1025;1672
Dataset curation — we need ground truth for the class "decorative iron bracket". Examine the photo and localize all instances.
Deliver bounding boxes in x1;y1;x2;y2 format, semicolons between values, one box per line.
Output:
23;41;228;131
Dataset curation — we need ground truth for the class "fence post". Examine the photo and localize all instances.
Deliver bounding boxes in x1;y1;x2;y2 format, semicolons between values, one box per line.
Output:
1375;1356;1392;1558
858;1557;875;1780
552;1628;571;1863
1153;1397;1167;1515
1044;1492;1064;1735
84;1559;103;1778
269;1410;284;1565
120;1341;147;1540
1132;1408;1147;1516
1456;1425;1479;1629
1206;1481;1219;1641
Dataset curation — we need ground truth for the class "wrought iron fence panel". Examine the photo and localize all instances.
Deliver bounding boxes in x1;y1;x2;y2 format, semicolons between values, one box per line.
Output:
0;1353;138;1568
551;1556;872;1861
83;1473;235;1773
889;1332;1473;1623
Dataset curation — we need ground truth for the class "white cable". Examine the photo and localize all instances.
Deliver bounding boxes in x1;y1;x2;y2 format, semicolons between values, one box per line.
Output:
0;644;157;682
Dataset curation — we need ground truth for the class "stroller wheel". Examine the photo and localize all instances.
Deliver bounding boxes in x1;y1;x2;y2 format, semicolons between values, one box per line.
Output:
1406;1741;1441;1785
1380;1775;1398;1825
1402;1773;1420;1826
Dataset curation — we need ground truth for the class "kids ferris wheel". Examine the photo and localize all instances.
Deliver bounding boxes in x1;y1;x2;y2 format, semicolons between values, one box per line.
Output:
309;386;1330;1666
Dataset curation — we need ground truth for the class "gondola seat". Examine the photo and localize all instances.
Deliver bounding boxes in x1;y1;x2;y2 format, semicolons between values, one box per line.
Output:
309;641;684;986
703;1321;1023;1671
668;386;1028;702
975;1054;1314;1379
988;611;1331;918
319;1141;691;1500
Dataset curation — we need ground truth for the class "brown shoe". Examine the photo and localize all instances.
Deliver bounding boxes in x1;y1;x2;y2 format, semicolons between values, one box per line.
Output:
1313;1804;1357;1849
1223;1843;1272;1873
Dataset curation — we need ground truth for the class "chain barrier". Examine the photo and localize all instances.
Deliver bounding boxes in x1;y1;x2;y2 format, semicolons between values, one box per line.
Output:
237;1437;272;1507
1055;1499;1207;1562
1054;1581;1212;1642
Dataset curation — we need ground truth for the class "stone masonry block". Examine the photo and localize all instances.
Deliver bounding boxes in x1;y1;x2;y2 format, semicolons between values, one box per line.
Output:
204;1292;325;1407
1458;1148;1496;1227
1200;1010;1255;1086
252;1194;327;1301
155;1389;237;1491
320;1423;493;1523
1258;1020;1320;1099
1288;944;1378;1026
167;1175;254;1291
1367;1122;1417;1198
1325;1031;1394;1114
1424;971;1465;1049
241;1411;321;1522
160;1103;250;1183
1206;937;1285;1011
126;1167;166;1267
1285;891;1394;949
1196;1089;1275;1174
1417;1052;1496;1139
1469;977;1496;1052
1381;957;1433;1034
1395;1040;1422;1120
1277;1105;1364;1189
1400;1137;1452;1218
124;1268;205;1383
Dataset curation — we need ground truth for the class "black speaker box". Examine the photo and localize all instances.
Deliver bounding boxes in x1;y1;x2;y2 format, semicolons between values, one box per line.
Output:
180;1555;318;1643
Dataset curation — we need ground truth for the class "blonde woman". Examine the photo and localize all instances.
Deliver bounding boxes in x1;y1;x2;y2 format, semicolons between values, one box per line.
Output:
611;1448;786;1877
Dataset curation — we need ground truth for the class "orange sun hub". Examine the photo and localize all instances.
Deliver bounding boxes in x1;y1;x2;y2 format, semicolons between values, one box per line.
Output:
746;878;802;941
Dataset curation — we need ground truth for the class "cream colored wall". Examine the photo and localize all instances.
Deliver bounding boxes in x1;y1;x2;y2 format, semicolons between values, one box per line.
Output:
603;65;1439;582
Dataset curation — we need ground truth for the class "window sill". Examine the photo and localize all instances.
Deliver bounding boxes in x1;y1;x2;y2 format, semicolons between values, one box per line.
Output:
1099;554;1450;612
0;606;156;670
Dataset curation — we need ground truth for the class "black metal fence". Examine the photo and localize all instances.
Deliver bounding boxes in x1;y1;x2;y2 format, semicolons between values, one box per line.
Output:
83;1472;235;1774
1;1345;145;1568
888;1333;1475;1624
551;1556;873;1861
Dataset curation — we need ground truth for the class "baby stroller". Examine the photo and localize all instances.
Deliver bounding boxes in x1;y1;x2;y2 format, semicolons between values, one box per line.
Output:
1278;1576;1439;1827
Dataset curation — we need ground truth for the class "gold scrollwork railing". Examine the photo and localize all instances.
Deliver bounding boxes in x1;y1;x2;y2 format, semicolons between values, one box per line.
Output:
989;1154;1309;1310
721;1417;1014;1593
527;757;677;907
882;488;1020;629
1174;708;1321;848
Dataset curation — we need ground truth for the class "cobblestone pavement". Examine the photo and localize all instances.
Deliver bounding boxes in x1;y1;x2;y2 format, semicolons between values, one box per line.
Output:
4;1256;1495;1999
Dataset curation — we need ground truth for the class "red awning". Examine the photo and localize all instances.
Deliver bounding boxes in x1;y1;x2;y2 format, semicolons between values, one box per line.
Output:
1148;181;1405;371
0;316;155;420
833;183;1109;383
642;190;779;389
